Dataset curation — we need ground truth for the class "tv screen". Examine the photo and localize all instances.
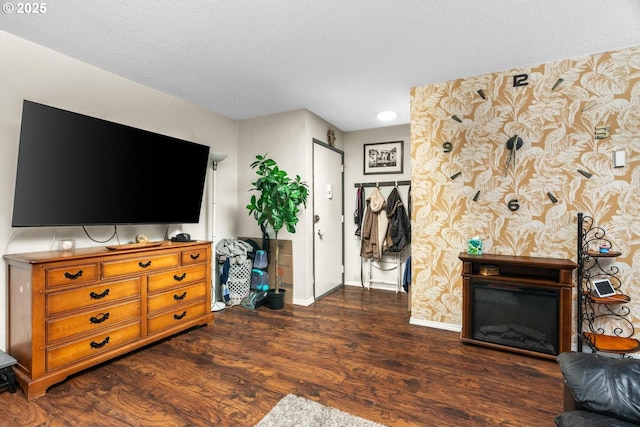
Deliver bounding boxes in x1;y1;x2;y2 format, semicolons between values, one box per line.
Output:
12;100;211;227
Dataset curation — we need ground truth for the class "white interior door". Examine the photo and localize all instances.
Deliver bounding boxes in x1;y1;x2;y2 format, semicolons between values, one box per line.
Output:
313;141;344;299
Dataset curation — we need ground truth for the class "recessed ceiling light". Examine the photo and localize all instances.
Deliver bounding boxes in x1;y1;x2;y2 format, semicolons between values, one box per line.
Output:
376;111;397;121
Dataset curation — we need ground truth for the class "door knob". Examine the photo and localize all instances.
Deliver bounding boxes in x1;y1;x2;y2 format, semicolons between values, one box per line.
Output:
313;214;320;223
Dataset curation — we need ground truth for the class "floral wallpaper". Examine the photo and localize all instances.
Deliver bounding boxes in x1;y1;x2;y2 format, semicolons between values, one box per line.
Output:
410;45;640;348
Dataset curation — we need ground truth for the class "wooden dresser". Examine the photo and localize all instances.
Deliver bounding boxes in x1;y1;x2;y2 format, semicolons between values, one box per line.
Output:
4;240;213;400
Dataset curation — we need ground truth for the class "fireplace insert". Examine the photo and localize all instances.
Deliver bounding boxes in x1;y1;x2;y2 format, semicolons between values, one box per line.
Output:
472;281;560;355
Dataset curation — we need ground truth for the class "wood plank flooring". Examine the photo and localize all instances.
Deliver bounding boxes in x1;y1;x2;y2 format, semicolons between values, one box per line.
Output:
0;286;564;426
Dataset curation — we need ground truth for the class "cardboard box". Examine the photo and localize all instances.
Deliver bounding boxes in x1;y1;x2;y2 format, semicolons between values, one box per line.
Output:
268;240;293;304
269;253;293;284
270;239;292;256
279;282;293;304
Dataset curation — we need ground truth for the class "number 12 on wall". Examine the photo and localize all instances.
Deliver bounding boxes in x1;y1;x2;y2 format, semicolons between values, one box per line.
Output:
513;74;529;87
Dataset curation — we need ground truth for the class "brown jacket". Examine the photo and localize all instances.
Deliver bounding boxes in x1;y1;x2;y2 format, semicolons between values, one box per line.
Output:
360;188;389;260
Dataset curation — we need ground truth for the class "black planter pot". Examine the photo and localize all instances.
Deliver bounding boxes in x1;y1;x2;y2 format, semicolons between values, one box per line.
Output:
267;289;286;310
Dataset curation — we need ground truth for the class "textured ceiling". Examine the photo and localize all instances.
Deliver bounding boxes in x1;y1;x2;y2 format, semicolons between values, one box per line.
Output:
2;0;640;131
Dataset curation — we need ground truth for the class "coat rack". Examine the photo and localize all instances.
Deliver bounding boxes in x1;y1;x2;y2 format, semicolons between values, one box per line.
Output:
354;180;411;188
354;179;411;294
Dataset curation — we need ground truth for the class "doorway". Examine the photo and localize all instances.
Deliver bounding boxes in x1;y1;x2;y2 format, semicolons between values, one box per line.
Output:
313;139;344;299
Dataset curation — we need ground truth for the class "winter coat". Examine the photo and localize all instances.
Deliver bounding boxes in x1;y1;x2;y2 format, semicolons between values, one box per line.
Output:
385;187;411;252
360;187;389;260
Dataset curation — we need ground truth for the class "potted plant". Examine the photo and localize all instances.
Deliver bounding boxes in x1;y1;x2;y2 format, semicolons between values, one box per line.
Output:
247;154;309;309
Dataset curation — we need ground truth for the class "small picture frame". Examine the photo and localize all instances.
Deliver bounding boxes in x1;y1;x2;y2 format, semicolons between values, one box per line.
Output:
363;140;403;175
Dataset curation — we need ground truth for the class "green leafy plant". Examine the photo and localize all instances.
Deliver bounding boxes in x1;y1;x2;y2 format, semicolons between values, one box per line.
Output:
247;154;309;293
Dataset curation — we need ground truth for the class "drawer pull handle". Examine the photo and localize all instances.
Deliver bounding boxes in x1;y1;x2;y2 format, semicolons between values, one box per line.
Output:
174;273;187;281
190;253;200;260
64;270;83;280
90;289;110;300
174;291;187;301
173;311;187;320
90;336;110;349
138;261;152;268
89;313;110;324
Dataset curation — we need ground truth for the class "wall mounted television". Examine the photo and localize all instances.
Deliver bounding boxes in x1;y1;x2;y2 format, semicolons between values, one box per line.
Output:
11;100;211;227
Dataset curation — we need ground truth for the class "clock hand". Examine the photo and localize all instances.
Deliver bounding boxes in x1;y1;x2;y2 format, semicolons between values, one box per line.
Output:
504;135;520;176
504;149;513;176
512;134;517;170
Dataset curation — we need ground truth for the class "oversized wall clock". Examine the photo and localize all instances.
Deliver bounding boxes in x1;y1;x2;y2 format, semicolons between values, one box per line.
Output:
443;70;575;211
446;73;534;211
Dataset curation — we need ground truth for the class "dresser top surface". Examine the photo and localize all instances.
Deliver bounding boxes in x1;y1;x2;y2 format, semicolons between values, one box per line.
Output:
4;240;211;264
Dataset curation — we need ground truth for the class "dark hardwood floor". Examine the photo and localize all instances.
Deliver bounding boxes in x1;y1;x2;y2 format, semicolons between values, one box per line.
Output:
0;286;564;426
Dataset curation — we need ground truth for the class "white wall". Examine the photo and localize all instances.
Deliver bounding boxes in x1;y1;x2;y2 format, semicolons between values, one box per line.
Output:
343;125;411;290
237;109;344;305
237;110;309;303
237;115;410;302
0;31;239;350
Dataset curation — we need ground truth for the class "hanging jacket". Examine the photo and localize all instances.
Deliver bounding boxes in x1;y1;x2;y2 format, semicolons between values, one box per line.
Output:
354;186;365;236
403;256;411;293
360;187;388;260
407;185;412;220
385;187;411;252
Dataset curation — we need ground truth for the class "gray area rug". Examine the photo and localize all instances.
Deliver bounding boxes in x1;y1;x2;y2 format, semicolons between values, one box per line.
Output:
255;394;387;427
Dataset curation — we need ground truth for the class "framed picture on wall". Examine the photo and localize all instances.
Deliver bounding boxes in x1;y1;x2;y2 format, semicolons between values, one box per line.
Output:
363;140;403;175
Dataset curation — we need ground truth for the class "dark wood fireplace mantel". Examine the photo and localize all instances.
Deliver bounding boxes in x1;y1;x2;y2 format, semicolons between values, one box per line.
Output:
459;253;577;360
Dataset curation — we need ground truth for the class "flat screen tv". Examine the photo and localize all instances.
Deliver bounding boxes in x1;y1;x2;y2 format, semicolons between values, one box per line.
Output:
12;100;211;227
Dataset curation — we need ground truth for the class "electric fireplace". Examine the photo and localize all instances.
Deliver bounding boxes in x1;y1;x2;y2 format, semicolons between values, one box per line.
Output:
472;281;559;355
459;253;576;359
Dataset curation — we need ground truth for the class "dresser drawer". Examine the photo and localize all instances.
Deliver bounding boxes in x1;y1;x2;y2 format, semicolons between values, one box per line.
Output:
147;301;207;335
181;247;209;265
46;263;98;288
46;278;141;316
46;322;141;371
102;253;179;278
47;300;141;343
147;264;208;293
147;282;207;314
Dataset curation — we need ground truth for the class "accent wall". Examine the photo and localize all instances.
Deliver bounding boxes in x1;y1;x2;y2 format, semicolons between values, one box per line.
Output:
410;45;640;348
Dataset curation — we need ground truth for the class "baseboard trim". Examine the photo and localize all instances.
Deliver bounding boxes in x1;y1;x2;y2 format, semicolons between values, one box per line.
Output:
292;296;315;306
344;280;401;293
409;317;461;332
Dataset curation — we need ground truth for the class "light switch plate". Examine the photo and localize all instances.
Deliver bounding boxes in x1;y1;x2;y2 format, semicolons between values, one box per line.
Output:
613;151;625;168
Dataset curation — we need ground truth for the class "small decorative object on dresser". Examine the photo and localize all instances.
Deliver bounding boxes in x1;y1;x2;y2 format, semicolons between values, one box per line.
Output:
4;240;213;400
